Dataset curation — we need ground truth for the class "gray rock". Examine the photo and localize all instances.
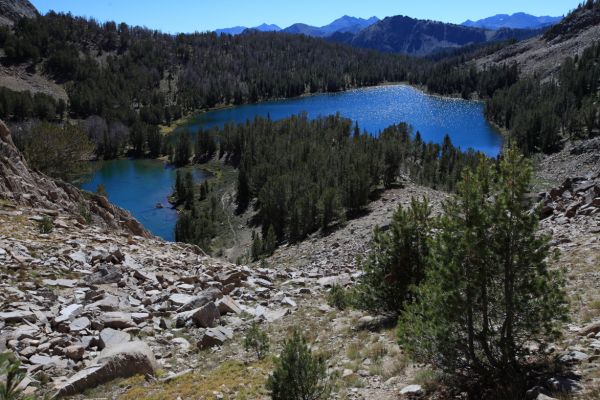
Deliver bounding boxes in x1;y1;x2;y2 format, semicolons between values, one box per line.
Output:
400;384;423;395
100;312;136;329
171;337;191;352
559;350;589;363
578;321;600;337
169;293;196;306
547;377;583;393
85;265;123;285
89;294;120;311
219;270;246;286
216;296;241;315
69;317;90;332
19;346;36;358
0;310;35;323
29;354;58;366
11;325;39;340
43;279;77;288
197;326;233;350
64;345;85;361
54;341;157;397
253;278;273;288
184;302;220;328
69;250;87;264
176;288;223;313
55;304;83;324
281;297;297;307
98;328;131;349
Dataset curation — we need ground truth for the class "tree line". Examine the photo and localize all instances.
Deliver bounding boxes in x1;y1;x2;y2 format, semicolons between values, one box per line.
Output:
171;114;483;254
0;12;420;160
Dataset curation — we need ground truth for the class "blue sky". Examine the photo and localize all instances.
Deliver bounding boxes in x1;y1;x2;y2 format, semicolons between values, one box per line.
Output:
30;0;582;33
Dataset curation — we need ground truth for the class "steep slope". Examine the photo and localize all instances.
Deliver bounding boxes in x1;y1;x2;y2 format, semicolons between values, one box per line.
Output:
0;120;298;397
0;120;148;236
0;0;37;26
462;12;562;30
331;15;539;57
475;2;600;78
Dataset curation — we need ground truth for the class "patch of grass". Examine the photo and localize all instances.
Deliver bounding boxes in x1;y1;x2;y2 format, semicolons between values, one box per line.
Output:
0;199;15;208
37;216;54;234
346;341;362;361
365;341;387;362
589;298;600;311
368;362;384;377
340;374;364;388
120;359;273;400
413;368;443;393
381;354;410;379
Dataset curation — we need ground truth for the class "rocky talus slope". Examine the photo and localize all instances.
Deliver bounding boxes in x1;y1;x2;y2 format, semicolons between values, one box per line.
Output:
0;121;148;237
533;139;600;399
0;121;292;397
1;115;600;399
475;6;600;79
0;117;449;399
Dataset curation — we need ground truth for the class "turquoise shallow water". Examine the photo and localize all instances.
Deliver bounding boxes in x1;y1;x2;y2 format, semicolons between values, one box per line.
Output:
79;159;206;241
79;85;502;241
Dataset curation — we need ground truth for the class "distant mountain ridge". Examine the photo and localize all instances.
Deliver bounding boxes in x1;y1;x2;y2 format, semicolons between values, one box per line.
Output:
216;15;379;37
462;12;562;30
329;15;542;57
216;23;281;35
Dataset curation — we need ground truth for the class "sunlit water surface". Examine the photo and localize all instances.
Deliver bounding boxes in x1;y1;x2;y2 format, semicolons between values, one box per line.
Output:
79;85;502;240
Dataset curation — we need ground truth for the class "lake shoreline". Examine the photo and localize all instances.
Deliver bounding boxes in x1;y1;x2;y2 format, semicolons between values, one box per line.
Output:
160;81;425;135
81;84;501;240
162;81;491;137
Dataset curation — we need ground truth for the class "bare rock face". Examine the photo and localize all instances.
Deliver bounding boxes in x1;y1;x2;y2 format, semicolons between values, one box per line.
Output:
53;341;157;397
0;0;38;26
0;120;150;237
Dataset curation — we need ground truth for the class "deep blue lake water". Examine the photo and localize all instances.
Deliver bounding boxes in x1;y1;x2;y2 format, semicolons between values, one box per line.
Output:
79;85;502;241
181;85;502;157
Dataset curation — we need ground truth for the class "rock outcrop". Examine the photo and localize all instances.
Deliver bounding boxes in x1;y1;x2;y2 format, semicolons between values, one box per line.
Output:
0;0;38;26
0;120;150;237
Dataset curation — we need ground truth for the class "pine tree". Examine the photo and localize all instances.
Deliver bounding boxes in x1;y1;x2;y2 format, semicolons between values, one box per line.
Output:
184;171;194;210
266;330;330;400
236;165;250;212
147;126;162;158
174;170;187;205
318;188;342;231
355;197;432;313
173;133;192;167
251;231;263;261
263;224;277;256
398;148;568;395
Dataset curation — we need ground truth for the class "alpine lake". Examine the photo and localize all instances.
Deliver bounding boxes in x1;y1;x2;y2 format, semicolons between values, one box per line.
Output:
79;84;502;241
